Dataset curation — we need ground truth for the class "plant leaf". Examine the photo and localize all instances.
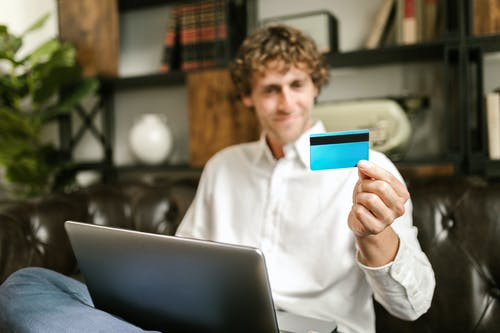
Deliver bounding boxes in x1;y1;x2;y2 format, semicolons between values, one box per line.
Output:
22;12;50;36
24;38;61;65
41;78;99;121
29;43;79;104
0;13;91;198
0;31;22;60
0;107;39;138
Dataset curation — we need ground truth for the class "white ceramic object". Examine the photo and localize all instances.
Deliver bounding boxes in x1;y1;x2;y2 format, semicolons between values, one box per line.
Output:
129;113;173;165
312;99;412;154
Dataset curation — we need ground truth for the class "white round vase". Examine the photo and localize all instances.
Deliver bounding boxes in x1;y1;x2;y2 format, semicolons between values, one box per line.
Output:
128;113;173;165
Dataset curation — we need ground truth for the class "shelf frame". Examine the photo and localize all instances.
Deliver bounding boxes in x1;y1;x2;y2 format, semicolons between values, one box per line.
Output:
99;71;186;91
327;42;447;69
118;0;179;12
60;0;500;179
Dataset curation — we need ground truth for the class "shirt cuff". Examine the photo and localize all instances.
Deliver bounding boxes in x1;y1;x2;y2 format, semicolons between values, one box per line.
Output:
355;235;409;277
357;239;421;301
356;237;432;317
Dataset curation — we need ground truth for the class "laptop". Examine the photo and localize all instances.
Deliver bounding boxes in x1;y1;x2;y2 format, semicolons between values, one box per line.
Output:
65;221;337;333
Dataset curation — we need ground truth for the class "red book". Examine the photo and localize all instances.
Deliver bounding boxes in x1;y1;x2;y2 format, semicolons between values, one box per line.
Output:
402;0;417;44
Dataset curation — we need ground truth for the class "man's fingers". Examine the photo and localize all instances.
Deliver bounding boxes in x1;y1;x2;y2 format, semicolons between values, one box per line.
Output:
348;204;387;237
351;160;411;237
358;179;406;216
355;192;400;225
357;160;409;200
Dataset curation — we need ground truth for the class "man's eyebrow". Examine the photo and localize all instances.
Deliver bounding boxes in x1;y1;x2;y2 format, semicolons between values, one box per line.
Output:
259;83;280;90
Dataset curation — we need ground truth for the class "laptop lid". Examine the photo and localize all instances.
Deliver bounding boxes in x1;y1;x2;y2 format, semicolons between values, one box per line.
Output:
65;220;279;333
65;221;337;333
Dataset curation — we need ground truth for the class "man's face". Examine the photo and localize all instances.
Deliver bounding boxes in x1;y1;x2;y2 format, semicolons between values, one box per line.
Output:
241;62;319;147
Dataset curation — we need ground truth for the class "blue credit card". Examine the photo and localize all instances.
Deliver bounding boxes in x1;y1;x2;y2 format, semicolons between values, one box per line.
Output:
310;129;369;170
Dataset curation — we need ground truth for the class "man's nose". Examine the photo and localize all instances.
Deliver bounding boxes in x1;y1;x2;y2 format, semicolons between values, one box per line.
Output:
277;89;293;112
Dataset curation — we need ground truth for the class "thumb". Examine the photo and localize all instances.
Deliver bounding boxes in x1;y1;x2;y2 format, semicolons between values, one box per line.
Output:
357;160;371;180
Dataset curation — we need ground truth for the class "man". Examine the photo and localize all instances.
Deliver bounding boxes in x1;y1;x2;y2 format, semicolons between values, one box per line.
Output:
0;25;434;333
175;25;434;333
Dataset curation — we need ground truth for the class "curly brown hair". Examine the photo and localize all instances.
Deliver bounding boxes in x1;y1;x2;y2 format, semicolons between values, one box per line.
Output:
229;24;330;97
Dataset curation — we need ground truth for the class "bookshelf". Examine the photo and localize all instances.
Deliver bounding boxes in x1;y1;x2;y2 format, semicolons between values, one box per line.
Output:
118;0;183;12
461;0;500;178
60;0;500;180
326;41;446;68
100;71;186;91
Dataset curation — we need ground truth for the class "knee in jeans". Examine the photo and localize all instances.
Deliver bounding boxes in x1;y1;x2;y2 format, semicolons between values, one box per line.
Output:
13;266;50;278
4;267;59;285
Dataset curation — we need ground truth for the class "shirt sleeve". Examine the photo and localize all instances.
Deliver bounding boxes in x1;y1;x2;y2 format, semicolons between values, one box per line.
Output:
356;151;436;320
175;164;213;240
356;208;436;320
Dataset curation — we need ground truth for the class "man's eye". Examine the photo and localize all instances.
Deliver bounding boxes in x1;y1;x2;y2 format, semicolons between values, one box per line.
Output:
264;87;279;94
291;81;304;88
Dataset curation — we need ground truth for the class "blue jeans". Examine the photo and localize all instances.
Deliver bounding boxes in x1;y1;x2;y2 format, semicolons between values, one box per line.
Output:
0;267;160;333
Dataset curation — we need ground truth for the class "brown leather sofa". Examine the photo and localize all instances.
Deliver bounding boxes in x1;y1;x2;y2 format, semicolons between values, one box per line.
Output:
0;175;499;332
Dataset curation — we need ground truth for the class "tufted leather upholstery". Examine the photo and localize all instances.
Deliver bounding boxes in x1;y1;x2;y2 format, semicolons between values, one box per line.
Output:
0;178;197;282
375;176;500;332
0;176;499;332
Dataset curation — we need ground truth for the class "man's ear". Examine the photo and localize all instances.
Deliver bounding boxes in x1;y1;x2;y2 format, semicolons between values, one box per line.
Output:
241;94;253;108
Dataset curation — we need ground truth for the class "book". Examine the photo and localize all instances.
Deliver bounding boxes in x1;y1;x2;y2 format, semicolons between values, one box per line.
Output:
422;0;439;41
364;0;396;49
380;14;397;47
486;92;500;160
473;0;500;36
161;0;228;73
396;0;423;44
160;8;180;73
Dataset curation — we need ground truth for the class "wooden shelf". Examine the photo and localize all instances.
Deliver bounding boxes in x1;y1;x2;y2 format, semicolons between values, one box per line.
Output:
99;42;450;92
74;2;500;179
327;41;447;69
395;159;457;179
466;34;500;53
118;0;179;12
99;72;186;91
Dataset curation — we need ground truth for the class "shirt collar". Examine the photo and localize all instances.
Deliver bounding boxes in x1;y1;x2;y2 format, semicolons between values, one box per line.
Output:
253;120;327;168
255;133;276;165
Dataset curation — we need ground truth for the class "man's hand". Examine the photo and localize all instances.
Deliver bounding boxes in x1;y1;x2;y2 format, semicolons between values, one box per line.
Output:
348;160;410;238
348;160;410;266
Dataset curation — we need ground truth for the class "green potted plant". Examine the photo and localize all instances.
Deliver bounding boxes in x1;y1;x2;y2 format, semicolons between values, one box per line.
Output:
0;13;98;198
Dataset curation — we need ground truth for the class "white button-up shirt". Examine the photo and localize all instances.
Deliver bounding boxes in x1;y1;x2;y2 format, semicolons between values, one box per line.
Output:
176;121;435;333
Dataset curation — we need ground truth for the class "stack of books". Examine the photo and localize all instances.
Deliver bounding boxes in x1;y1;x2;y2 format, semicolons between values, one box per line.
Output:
161;0;228;73
364;0;440;49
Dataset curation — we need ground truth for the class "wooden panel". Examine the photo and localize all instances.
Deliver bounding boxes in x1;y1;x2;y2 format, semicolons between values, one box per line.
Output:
473;0;500;36
396;163;455;179
57;0;119;77
187;69;260;166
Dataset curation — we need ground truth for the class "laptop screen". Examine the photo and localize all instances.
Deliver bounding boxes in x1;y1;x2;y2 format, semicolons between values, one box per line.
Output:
65;221;279;333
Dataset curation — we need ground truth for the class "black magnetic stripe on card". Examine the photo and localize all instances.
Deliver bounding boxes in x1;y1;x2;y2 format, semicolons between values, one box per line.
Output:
310;133;369;146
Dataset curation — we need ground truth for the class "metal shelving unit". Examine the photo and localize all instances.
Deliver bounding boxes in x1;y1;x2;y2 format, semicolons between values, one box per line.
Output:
99;71;186;91
326;41;447;68
118;0;180;12
59;0;500;180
